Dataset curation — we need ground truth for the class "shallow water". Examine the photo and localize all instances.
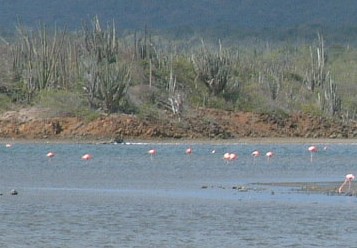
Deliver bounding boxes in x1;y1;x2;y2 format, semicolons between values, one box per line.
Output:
0;142;357;247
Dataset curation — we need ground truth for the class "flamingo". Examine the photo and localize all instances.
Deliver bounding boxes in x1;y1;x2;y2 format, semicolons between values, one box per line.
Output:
229;153;238;161
223;152;231;162
223;153;237;163
47;152;55;159
186;147;193;155
252;151;260;157
251;150;260;164
148;149;157;155
338;174;355;194
266;151;274;161
81;154;93;160
148;149;157;159
308;145;318;162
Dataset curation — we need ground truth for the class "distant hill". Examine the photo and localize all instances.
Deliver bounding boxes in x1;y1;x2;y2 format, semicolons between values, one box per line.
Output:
1;0;357;43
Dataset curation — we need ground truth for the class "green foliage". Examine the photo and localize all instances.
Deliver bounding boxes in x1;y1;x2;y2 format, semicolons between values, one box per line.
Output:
173;56;196;87
205;96;231;110
235;83;268;112
76;109;101;122
0;94;13;112
117;96;138;114
136;104;160;122
34;90;98;119
72;17;133;113
192;44;232;96
11;23;70;103
3;16;357;121
301;104;324;116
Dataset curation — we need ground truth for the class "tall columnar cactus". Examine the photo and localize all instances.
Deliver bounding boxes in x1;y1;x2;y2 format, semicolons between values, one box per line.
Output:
192;42;231;96
320;75;341;116
167;63;183;117
307;33;327;92
81;16;131;113
11;23;67;102
305;34;341;116
98;61;131;113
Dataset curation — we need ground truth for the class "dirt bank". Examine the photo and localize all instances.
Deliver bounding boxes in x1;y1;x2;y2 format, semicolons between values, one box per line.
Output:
0;107;357;143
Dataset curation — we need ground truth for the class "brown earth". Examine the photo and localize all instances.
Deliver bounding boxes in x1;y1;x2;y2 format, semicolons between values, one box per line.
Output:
0;107;357;143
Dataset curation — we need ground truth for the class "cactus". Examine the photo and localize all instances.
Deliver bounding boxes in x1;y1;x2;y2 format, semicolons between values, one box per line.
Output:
322;75;341;116
11;22;68;102
192;41;232;96
167;62;183;117
306;33;327;92
81;16;131;113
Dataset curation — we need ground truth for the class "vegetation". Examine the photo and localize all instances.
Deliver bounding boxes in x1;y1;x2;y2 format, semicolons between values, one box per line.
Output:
0;15;357;124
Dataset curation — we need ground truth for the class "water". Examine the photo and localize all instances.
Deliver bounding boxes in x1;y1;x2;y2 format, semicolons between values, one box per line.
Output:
0;141;357;247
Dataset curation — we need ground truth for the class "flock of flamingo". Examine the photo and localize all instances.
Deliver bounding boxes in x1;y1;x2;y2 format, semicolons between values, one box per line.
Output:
148;147;274;162
221;150;274;163
45;151;93;161
4;142;355;194
148;145;354;194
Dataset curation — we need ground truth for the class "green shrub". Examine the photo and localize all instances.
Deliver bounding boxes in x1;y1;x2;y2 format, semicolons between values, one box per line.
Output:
34;90;95;118
75;108;101;122
301;104;324;116
137;104;160;122
206;96;233;110
0;94;14;112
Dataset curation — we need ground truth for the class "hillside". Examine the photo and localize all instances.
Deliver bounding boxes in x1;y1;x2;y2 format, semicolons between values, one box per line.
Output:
1;0;357;43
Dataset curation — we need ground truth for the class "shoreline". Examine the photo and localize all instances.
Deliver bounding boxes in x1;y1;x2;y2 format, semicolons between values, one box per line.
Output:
2;137;357;145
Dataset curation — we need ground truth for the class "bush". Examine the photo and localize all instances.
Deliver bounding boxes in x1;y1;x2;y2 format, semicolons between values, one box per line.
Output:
301;104;324;116
0;94;14;112
34;90;97;119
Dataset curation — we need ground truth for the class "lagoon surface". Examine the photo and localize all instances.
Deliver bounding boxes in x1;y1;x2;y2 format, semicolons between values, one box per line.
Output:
0;141;357;247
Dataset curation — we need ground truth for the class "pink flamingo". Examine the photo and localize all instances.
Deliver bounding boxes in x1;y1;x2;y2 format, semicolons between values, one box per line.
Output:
251;150;260;164
308;145;318;162
223;152;231;162
148;149;157;155
81;154;93;160
186;147;192;155
229;153;238;161
251;150;259;158
223;153;237;163
338;174;355;193
266;151;274;161
148;149;157;159
47;152;55;159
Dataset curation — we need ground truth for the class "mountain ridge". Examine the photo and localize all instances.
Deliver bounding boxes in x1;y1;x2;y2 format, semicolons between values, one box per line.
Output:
1;0;356;35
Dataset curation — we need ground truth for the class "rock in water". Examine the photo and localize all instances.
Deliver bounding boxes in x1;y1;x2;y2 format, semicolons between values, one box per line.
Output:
10;189;18;195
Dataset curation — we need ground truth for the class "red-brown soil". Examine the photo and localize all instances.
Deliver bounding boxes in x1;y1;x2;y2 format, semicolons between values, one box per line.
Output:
0;107;356;142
